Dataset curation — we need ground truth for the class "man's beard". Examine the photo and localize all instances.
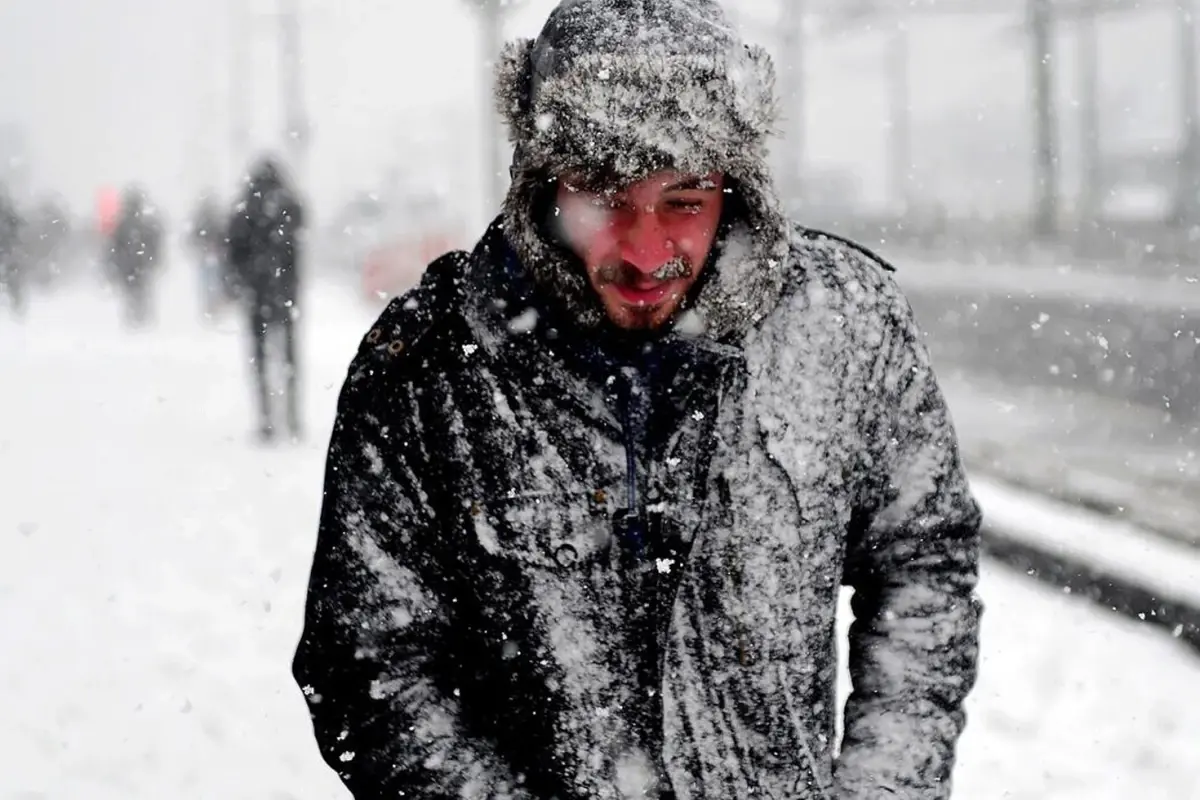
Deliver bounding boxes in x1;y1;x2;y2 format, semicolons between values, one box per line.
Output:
593;256;695;330
593;255;695;287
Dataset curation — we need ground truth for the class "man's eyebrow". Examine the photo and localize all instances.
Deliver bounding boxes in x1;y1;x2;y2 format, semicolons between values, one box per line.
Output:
663;176;720;192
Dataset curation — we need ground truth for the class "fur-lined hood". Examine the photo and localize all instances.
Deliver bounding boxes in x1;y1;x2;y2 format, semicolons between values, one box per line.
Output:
492;0;794;341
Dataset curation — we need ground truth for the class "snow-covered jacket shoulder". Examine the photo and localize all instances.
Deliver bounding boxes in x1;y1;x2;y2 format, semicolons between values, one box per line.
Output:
749;225;948;511
744;227;983;798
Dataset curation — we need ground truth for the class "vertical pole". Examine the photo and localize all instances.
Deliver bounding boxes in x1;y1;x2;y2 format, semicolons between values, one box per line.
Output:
1029;0;1059;238
1077;6;1101;225
194;11;218;200
279;0;308;190
1176;0;1200;225
230;0;251;182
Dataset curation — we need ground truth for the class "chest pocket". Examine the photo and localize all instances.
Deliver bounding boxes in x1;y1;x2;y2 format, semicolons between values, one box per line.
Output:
469;491;616;572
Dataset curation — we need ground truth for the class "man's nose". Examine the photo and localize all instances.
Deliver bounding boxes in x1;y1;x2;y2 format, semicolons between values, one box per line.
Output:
620;210;674;273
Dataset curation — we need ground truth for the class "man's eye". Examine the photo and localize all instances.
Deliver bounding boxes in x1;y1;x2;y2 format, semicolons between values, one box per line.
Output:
666;199;703;213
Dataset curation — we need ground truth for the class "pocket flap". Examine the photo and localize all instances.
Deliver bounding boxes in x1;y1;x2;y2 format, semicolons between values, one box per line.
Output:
469;492;614;570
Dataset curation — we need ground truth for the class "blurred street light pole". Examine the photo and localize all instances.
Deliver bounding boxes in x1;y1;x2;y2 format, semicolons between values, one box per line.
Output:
192;9;221;198
230;0;251;183
279;0;310;193
1076;7;1101;225
1176;0;1200;225
1028;0;1059;238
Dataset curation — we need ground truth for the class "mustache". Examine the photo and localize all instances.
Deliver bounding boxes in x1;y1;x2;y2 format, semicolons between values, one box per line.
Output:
594;256;695;285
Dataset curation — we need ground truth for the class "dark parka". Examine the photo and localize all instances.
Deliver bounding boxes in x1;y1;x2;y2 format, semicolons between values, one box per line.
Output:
294;2;982;799
109;190;163;285
227;159;304;310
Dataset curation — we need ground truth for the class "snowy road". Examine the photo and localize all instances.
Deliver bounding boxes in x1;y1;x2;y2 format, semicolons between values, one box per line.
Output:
898;258;1200;547
2;269;1198;800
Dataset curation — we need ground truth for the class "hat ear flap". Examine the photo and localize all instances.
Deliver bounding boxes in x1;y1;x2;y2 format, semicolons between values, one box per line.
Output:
494;38;537;142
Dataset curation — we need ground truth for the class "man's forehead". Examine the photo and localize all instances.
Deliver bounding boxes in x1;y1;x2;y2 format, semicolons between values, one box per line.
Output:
561;170;724;195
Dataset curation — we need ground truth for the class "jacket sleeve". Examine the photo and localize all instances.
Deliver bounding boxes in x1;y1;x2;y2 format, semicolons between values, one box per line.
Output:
293;347;533;800
835;294;983;799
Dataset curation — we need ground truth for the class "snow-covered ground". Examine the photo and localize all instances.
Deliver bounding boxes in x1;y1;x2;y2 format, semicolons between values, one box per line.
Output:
2;264;1199;800
937;370;1200;549
894;254;1200;547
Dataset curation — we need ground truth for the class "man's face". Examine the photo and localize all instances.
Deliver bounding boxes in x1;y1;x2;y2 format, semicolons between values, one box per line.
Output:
554;169;725;330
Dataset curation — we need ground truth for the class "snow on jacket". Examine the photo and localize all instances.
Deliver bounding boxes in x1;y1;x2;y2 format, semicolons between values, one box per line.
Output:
293;221;982;800
294;2;981;798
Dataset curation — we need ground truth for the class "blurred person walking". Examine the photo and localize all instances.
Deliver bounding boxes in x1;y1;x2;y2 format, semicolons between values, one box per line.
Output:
227;156;306;443
0;186;26;317
189;191;233;322
108;186;164;328
23;196;73;290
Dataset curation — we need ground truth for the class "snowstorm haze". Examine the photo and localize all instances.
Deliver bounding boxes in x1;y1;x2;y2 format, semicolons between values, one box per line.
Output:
0;0;488;218
0;0;1183;221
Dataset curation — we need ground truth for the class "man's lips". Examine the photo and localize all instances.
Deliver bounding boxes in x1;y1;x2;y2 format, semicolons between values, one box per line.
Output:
611;281;675;306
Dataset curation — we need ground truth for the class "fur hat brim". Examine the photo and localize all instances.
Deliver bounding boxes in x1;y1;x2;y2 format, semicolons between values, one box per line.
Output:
496;39;778;182
492;35;792;340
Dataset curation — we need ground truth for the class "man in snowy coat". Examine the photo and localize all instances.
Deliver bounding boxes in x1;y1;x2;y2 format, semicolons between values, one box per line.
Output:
294;1;983;798
228;157;305;440
0;186;25;315
108;186;164;326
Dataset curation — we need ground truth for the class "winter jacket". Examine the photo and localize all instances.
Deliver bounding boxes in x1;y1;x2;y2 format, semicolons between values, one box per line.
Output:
293;219;983;800
227;168;304;308
109;210;162;283
297;1;981;797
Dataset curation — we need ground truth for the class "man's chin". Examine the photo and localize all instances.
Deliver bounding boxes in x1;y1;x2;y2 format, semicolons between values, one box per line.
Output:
602;299;679;331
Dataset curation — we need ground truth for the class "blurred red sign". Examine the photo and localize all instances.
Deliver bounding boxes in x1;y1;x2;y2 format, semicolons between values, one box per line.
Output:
361;233;460;304
96;186;121;235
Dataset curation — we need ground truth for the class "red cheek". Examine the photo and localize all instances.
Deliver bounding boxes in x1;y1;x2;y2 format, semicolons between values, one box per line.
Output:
664;215;716;245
